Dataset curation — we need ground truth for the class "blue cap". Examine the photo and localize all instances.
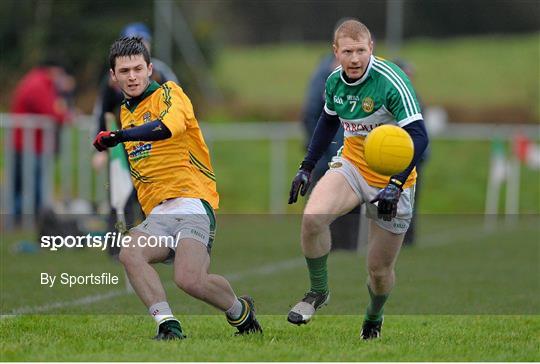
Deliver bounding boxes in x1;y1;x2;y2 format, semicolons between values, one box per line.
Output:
121;23;152;42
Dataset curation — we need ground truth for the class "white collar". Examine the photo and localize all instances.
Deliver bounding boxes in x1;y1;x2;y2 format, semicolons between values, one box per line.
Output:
340;55;374;86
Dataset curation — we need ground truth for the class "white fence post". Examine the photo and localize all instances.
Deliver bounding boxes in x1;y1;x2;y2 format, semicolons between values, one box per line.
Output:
42;123;55;209
22;126;36;229
60;127;73;203
2;117;14;229
270;138;287;214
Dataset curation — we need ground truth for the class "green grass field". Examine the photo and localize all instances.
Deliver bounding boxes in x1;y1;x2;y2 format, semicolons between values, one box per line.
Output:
212;33;540;121
2;315;538;361
211;139;540;214
1;214;538;361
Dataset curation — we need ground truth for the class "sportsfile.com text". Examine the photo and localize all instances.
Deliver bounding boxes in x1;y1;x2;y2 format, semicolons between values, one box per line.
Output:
40;232;178;251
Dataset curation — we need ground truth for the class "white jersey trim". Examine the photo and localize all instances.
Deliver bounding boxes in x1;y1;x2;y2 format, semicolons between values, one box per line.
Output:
339;55;374;86
338;105;392;123
374;59;418;115
372;59;419;118
328;65;342;79
374;59;419;115
372;64;414;118
324;67;342;116
324;104;337;115
397;113;423;127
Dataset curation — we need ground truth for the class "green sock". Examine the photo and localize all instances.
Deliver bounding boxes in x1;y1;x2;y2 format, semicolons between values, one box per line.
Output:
365;284;388;322
306;254;329;293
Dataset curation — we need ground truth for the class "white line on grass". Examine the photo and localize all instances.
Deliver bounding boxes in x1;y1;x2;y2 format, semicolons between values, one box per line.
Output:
3;220;530;319
1;257;306;318
5;289;127;316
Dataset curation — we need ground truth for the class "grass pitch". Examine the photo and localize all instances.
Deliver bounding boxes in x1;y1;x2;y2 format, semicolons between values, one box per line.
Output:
213;33;540;120
1;215;538;361
211;139;540;214
2;315;538;361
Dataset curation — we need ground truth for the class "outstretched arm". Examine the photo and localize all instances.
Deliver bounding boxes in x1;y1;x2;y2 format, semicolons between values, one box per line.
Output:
93;120;172;152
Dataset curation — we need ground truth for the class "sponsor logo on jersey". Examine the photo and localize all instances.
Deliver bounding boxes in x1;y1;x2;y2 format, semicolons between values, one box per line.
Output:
342;121;382;133
143;111;151;123
334;95;344;105
128;142;152;161
362;97;374;113
347;95;360;101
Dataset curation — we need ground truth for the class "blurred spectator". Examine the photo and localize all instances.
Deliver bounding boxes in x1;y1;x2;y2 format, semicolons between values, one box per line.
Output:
301;53;360;251
92;22;180;256
393;58;429;246
302;54;342;183
11;58;73;221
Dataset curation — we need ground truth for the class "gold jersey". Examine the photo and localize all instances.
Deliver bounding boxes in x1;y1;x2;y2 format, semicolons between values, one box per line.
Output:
119;81;219;215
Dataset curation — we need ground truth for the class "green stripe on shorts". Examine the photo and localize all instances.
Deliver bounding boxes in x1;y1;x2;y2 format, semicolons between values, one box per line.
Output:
200;199;216;251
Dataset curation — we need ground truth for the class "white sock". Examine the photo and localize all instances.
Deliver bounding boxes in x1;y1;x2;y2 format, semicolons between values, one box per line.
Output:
149;301;174;325
225;297;244;320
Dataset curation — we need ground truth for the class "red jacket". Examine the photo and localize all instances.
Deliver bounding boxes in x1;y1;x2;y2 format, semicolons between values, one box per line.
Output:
11;67;68;153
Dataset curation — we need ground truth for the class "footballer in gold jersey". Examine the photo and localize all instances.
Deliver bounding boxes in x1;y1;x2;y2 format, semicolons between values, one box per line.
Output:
118;80;218;216
93;36;261;340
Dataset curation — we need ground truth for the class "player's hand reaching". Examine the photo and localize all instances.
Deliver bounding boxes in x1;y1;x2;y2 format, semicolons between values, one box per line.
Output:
370;178;402;221
288;162;314;204
93;130;122;152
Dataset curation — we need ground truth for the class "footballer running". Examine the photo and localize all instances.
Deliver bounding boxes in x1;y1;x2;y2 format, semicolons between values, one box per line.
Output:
93;36;262;340
288;19;429;340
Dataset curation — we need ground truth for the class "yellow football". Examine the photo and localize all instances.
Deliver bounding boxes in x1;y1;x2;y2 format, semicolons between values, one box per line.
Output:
364;124;414;175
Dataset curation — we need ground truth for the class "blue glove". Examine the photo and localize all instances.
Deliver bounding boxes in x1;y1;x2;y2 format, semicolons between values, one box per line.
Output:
370;178;403;221
288;162;314;204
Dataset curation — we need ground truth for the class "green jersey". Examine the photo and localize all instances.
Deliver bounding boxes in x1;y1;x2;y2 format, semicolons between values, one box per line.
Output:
324;55;423;188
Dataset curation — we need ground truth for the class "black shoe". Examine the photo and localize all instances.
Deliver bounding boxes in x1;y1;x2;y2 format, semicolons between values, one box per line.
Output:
154;319;186;340
287;291;330;325
360;317;383;340
227;296;263;335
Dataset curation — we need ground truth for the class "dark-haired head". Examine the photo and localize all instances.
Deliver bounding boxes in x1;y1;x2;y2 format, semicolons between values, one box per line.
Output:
109;36;150;71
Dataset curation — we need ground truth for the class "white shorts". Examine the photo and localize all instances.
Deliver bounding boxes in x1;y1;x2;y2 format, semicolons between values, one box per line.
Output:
326;157;415;234
131;197;216;254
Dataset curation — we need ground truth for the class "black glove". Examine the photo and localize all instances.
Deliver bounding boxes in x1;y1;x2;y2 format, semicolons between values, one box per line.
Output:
370;178;403;221
93;130;123;152
288;161;314;204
